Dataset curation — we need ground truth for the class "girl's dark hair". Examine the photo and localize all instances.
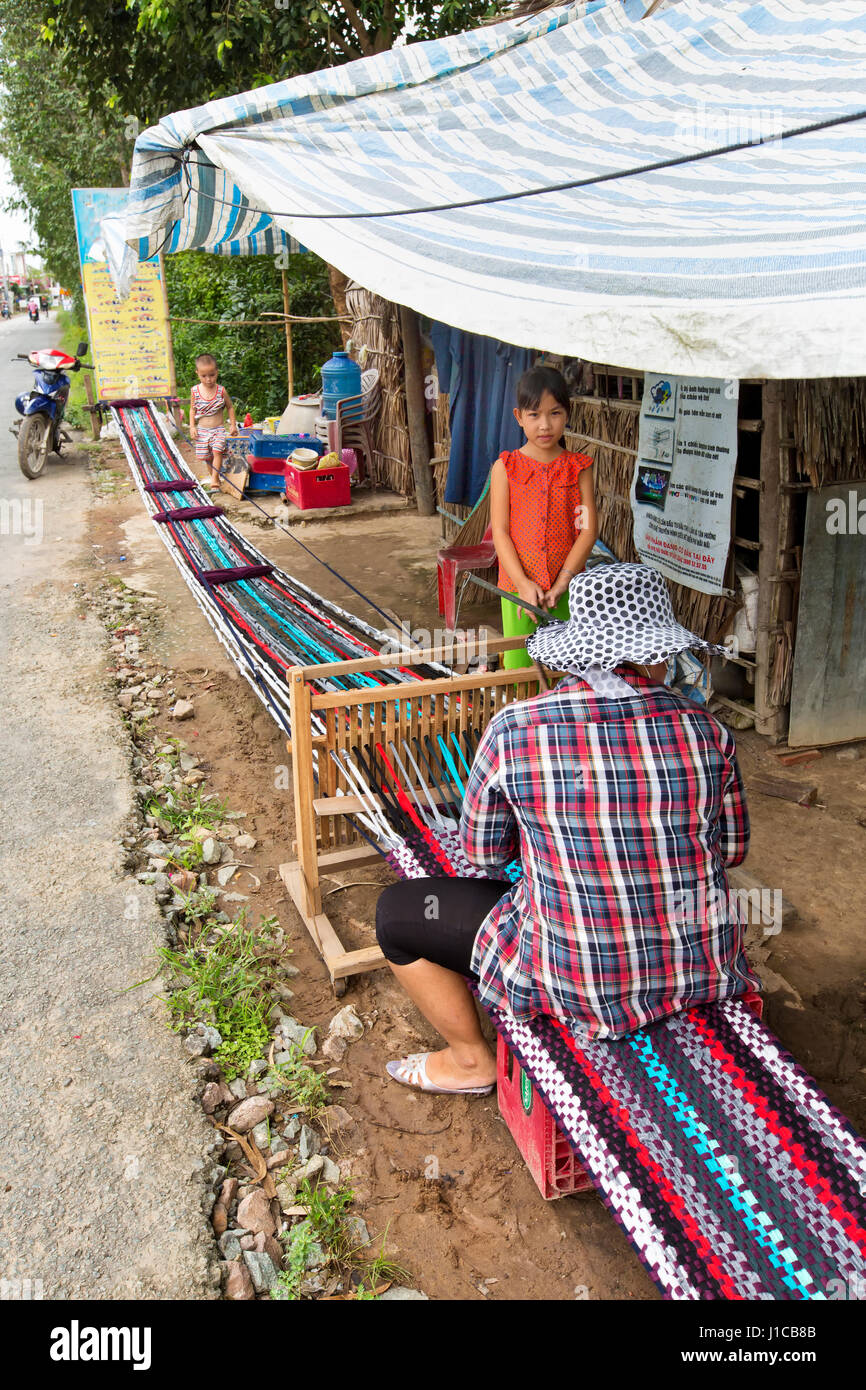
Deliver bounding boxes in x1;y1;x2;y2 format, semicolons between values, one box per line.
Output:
516;364;570;414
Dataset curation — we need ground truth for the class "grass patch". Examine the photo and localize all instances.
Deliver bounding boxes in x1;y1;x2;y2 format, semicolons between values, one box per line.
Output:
158;912;281;1080
270;1183;409;1301
146;784;226;835
352;1243;410;1300
263;1039;330;1117
56;309;92;430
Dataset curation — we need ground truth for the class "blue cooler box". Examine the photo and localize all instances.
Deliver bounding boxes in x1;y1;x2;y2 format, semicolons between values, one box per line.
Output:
248;431;324;461
246;469;288;493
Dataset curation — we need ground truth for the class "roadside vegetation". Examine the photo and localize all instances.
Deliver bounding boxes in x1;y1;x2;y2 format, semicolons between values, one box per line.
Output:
272;1183;408;1301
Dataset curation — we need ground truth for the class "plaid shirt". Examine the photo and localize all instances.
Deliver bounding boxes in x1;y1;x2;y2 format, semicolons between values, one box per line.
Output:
460;670;758;1041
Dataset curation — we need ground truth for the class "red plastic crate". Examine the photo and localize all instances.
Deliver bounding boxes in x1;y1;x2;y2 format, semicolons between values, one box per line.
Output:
497;1035;593;1200
246;453;287;475
497;991;763;1202
284;460;351;511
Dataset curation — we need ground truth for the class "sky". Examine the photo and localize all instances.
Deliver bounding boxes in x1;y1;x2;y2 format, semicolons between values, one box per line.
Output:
0;153;38;264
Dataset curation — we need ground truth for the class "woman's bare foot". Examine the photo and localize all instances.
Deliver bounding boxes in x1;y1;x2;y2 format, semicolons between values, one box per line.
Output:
424;1044;496;1090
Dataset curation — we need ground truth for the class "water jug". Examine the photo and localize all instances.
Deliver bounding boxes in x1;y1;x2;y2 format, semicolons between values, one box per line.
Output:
320;350;361;421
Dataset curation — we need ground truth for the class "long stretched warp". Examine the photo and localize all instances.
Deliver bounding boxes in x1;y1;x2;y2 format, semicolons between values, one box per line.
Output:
110;400;444;737
345;741;866;1301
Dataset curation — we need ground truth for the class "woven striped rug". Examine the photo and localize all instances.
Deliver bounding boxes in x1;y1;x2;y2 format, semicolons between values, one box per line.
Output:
495;996;866;1300
342;743;866;1299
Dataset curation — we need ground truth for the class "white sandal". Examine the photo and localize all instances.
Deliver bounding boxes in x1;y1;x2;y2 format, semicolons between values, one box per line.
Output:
385;1052;495;1095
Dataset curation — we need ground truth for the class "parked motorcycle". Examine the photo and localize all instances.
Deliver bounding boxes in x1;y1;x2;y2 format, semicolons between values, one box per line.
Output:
12;340;93;479
0;302;11;320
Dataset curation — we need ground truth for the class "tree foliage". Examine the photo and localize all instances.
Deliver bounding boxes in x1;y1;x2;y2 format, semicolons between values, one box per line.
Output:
0;0;128;294
166;251;341;420
0;0;497;416
40;0;499;127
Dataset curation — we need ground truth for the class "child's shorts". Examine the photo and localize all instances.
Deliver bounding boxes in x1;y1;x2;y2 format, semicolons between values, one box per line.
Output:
195;426;227;464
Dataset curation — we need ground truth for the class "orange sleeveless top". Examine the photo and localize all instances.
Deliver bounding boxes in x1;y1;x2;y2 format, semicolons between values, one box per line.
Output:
498;448;594;592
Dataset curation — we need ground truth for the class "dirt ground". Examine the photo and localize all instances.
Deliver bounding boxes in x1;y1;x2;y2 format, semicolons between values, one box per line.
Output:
89;433;866;1302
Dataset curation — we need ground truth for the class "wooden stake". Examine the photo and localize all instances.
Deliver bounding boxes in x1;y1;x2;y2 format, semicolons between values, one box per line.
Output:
281;270;294;403
755;381;784;739
83;373;100;441
399;304;436;516
157;251;181;428
287;671;321;918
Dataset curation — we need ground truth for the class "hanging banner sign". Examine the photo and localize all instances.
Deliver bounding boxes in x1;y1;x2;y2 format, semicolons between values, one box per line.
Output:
71;188;174;401
631;374;739;594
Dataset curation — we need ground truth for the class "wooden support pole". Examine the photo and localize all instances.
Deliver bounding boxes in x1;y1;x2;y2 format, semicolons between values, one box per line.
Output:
157;251;181;429
399;303;436;516
287;669;322;918
82;373;100;442
755;381;785;739
281;270;294;403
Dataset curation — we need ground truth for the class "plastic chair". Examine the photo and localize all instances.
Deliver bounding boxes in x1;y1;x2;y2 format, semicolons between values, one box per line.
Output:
319;369;381;480
436;525;497;631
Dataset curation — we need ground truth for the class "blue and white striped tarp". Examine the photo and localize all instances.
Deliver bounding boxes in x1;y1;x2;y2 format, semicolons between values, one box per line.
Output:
114;0;866;378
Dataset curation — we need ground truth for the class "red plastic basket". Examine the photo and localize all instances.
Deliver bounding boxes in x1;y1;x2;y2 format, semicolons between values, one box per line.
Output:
246;453;287;476
497;991;763;1201
284;460;351;511
497;1035;593;1200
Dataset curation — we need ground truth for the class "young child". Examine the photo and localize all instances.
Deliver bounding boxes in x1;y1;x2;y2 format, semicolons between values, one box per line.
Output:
189;353;238;489
490;365;598;670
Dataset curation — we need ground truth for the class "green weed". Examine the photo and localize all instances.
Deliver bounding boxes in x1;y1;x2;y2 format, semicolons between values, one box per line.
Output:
270;1221;317;1301
270;1186;410;1302
158;913;277;1079
213;1003;271;1080
351;1238;410;1300
176;885;217;926
263;1040;330;1116
170;839;205;872
296;1179;353;1249
146;785;226;835
268;1183;348;1301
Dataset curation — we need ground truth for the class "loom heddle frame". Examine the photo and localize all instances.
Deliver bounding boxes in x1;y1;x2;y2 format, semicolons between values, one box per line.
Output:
280;638;543;989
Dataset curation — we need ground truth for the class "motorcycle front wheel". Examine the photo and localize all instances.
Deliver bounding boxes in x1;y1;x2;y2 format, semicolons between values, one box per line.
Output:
18;413;51;479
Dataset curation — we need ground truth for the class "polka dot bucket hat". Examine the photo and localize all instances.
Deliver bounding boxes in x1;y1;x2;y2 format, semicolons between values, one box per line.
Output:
526;562;728;673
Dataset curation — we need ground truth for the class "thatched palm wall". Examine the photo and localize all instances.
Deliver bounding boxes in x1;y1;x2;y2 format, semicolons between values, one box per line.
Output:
791;379;866;486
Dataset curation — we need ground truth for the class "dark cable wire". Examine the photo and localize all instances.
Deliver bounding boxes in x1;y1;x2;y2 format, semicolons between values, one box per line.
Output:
173;107;866;221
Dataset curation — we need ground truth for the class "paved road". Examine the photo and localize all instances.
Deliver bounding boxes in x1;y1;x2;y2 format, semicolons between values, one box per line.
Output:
0;316;217;1299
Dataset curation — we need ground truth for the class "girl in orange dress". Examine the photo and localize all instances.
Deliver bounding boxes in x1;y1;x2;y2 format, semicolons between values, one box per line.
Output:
490;365;598;669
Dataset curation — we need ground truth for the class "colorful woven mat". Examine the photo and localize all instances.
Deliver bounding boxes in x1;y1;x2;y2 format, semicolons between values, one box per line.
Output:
495;997;866;1300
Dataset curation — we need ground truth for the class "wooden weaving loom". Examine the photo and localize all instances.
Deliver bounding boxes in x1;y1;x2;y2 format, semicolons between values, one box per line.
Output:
279;637;541;990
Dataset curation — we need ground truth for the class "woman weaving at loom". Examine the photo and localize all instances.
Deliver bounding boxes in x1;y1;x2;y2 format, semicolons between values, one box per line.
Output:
376;563;759;1094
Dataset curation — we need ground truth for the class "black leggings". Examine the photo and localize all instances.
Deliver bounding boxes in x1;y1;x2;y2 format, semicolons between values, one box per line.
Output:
375;876;511;975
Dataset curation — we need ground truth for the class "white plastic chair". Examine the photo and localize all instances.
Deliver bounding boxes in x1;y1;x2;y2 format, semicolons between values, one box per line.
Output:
326;369;381;478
